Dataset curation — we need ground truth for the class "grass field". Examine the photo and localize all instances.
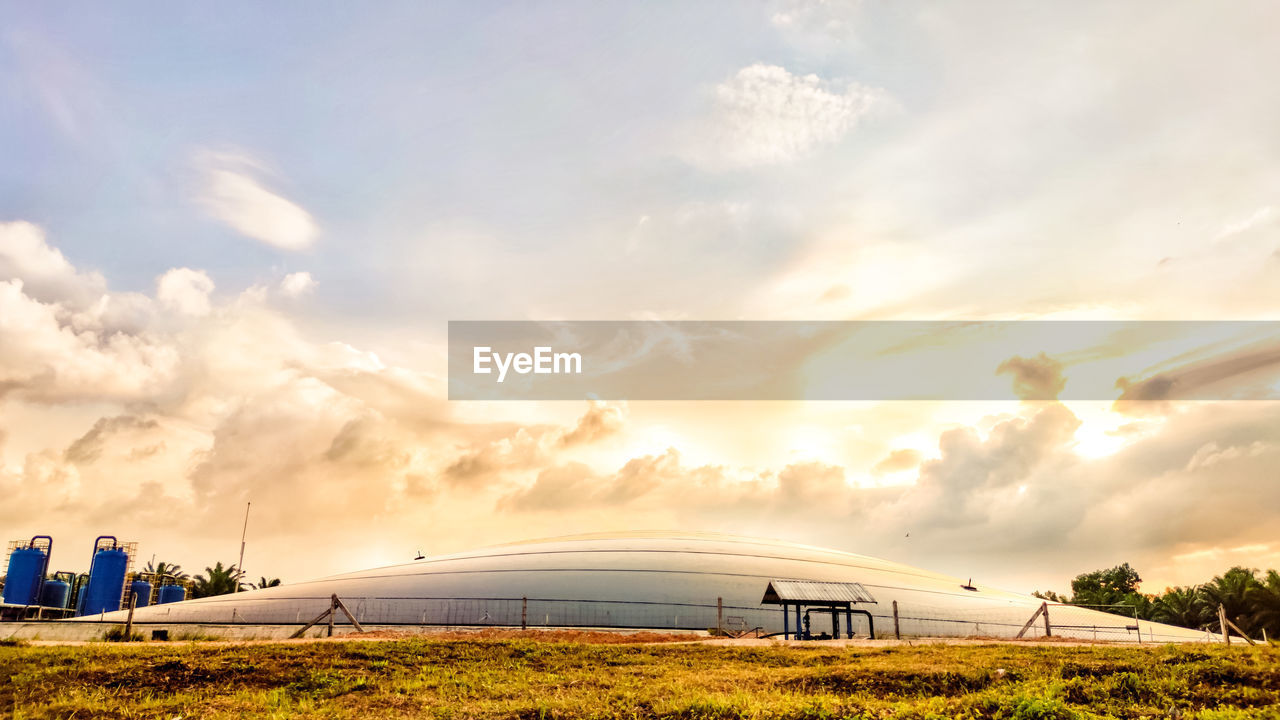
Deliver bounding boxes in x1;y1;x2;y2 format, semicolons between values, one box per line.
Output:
2;634;1278;719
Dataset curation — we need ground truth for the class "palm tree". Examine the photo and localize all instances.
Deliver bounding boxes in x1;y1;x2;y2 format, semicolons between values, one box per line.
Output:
1151;586;1210;629
144;560;188;582
252;576;282;589
191;562;246;598
1201;566;1261;634
1246;569;1280;638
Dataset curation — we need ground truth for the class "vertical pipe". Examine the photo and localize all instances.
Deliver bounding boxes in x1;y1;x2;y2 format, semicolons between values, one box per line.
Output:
892;600;901;640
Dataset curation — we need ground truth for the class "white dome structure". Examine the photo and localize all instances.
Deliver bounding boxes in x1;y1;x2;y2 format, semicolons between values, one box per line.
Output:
79;532;1217;643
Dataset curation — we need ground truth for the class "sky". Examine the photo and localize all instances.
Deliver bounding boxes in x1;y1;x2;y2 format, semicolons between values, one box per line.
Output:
2;1;1280;595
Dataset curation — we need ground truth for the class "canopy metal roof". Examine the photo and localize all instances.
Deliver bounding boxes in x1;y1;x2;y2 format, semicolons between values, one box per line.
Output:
761;580;878;605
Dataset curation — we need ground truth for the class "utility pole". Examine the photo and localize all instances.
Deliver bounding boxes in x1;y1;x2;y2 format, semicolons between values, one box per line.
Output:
235;501;251;593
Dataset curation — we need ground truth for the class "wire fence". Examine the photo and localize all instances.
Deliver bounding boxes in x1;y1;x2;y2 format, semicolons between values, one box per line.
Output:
137;593;1227;644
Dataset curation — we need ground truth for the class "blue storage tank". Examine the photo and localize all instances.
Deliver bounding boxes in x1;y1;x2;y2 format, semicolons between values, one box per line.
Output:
75;583;87;613
79;537;128;616
129;580;152;608
2;536;51;606
157;584;186;604
39;579;71;609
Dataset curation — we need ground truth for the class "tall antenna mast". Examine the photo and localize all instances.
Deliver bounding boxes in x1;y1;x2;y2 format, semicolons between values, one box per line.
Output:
235;501;251;592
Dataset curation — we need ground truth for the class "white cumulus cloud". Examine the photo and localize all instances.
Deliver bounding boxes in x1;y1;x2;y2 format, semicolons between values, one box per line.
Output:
279;271;316;297
0;221;106;306
157;267;214;316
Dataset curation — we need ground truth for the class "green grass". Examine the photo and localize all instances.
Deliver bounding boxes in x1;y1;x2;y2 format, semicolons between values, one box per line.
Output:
1;639;1277;719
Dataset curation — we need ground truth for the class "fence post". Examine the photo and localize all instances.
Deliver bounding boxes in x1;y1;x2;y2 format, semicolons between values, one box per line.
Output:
522;597;528;630
1016;603;1047;639
717;596;723;635
124;592;137;641
1219;604;1229;646
892;600;901;640
1043;602;1051;637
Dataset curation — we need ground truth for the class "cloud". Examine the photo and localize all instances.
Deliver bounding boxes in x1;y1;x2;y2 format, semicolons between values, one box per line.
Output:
559;400;625;447
500;462;600;512
1114;339;1280;407
157;268;214;316
443;403;626;487
481;397;1280;588
831;403;1088;559
0;278;177;403
770;0;861;34
997;353;1067;401
1214;206;1275;243
279;271;316;297
5;224;1280;589
0;221;106;306
64;415;159;465
1184;440;1271;472
197;154;319;251
4;30;108;144
872;448;922;476
693;63;887;169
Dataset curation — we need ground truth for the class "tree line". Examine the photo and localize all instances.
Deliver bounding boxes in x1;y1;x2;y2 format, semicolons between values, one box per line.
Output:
1034;563;1280;639
142;560;280;599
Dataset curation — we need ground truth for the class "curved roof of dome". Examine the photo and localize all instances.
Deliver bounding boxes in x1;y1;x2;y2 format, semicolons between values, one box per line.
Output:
77;532;1219;644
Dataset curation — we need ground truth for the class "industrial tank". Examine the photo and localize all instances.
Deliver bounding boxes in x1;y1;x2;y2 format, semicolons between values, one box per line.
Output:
39;579;71;609
129;580;153;608
78;536;129;616
157;585;186;604
2;536;52;606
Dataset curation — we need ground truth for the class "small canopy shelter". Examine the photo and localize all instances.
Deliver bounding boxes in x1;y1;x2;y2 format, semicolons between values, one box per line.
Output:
762;580;878;640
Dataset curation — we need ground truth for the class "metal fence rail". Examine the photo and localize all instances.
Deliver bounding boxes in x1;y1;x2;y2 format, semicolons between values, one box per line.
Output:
121;593;1227;644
